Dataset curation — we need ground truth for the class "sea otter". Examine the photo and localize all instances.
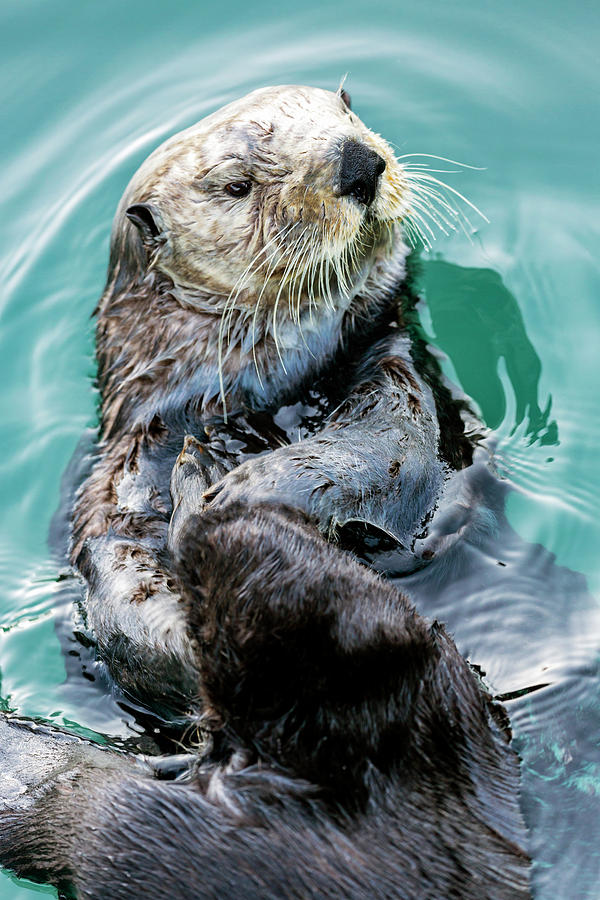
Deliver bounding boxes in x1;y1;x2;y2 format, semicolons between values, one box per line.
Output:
71;84;476;710
0;86;533;896
0;491;530;899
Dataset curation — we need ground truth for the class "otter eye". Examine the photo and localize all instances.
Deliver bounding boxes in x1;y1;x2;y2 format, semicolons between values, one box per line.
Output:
225;180;252;198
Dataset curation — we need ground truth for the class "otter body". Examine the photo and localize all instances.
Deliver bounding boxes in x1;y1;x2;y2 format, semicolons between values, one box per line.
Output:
0;86;532;898
71;85;474;708
0;503;529;899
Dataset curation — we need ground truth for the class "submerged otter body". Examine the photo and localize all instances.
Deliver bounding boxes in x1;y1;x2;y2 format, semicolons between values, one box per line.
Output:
0;502;530;899
71;85;474;708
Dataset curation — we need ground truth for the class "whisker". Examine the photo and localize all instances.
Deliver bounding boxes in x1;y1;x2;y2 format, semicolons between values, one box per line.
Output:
217;225;291;415
250;227;292;385
271;227;309;370
285;231;311;323
409;194;457;235
404;215;432;250
397;153;486;170
408;210;437;243
403;164;463;174
402;218;419;249
292;233;317;352
408;171;489;223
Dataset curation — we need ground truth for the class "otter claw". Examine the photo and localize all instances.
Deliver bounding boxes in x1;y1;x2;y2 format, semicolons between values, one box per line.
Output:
171;435;212;499
175;434;206;468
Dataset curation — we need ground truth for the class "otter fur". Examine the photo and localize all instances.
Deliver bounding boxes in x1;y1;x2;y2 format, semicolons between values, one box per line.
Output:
66;85;479;710
0;501;529;899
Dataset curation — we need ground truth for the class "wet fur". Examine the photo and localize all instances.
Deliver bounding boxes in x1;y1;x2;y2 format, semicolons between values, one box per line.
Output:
0;86;531;896
66;86;485;708
0;505;529;899
75;309;477;707
70;87;424;708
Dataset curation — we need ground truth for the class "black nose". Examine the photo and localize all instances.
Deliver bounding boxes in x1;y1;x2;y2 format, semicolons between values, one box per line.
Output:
338;141;386;207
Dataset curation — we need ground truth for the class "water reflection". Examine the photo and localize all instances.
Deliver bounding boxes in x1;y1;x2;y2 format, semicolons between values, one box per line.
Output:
420;258;558;445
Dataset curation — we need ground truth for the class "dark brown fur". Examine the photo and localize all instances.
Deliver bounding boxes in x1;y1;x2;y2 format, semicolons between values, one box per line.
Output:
0;503;530;899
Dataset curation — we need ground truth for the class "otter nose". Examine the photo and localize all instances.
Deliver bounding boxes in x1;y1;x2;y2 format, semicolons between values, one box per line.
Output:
339;141;386;207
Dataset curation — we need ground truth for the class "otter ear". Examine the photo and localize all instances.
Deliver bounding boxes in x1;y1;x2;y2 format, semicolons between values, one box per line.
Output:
98;202;162;305
126;203;161;242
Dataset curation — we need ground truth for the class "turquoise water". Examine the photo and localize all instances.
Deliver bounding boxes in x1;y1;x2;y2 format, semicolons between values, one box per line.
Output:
1;0;599;896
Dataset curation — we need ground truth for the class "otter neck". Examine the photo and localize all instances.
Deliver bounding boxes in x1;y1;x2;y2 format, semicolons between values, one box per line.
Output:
96;234;408;438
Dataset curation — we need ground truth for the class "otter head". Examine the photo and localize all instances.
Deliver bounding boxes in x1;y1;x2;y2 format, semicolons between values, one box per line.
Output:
111;85;410;322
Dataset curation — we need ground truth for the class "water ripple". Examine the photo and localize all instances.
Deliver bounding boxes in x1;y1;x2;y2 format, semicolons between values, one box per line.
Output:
0;1;598;897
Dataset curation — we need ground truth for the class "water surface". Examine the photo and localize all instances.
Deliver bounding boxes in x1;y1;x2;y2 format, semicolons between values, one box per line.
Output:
1;0;599;897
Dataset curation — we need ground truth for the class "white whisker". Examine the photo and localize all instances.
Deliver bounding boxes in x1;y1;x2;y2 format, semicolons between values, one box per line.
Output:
397;153;485;170
271;226;309;370
217;223;292;415
250;226;292;385
408;172;489;224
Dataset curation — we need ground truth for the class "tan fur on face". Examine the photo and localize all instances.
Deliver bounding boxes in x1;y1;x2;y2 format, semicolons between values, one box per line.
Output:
115;85;410;312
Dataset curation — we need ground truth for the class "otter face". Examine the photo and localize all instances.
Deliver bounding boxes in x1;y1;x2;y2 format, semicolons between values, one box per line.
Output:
120;85;411;315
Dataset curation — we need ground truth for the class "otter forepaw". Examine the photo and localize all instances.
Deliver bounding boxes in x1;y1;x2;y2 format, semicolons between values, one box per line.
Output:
168;435;227;553
171;436;213;499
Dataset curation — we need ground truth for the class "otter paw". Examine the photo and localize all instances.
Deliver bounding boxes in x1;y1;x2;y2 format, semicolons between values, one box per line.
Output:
168;436;226;552
171;435;213;502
